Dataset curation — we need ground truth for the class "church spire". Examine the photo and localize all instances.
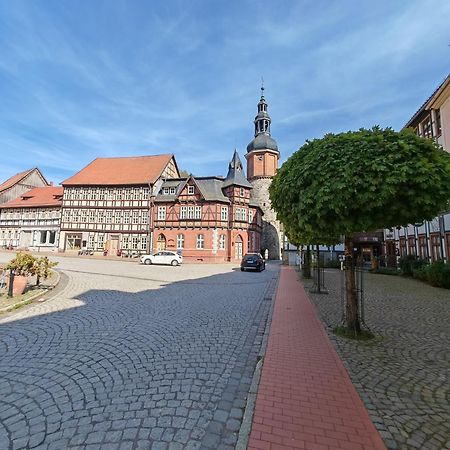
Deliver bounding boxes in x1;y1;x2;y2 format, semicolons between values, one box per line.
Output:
254;83;271;137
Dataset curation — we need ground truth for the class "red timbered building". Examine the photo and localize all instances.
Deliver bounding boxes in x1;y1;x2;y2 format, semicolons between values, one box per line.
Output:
153;151;263;262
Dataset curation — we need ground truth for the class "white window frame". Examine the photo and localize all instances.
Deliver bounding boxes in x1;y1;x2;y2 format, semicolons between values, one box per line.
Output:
221;206;228;221
188;186;195;195
219;234;226;250
196;234;204;249
158;206;166;220
177;234;185;249
194;206;202;220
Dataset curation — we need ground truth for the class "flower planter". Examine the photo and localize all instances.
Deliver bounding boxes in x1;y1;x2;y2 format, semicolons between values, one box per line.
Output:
6;275;28;296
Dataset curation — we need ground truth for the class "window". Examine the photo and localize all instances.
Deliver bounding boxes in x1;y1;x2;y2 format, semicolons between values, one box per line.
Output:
98;234;104;249
177;234;185;249
188;206;194;219
196;234;204;249
114;210;121;224
180;206;187;219
131;235;139;250
48;231;56;244
122;235;129;249
89;210;96;223
430;234;441;261
88;235;95;249
240;188;244;197
219;234;226;250
420;115;433;138
124;211;130;224
132;210;139;224
194;206;202;220
221;206;228;221
241;208;247;222
158;206;166;220
142;188;149;200
399;237;406;257
106;210;113;223
249;210;254;224
133;188;140;200
98;210;104;223
40;231;47;244
141;235;148;251
408;237;415;255
125;189;131;200
188;186;195;195
142;211;148;224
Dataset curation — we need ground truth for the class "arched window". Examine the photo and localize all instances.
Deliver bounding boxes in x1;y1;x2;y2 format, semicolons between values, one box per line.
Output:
177;234;184;249
157;234;166;251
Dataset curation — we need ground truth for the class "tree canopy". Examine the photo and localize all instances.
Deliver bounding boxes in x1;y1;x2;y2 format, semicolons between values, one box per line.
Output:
270;127;450;240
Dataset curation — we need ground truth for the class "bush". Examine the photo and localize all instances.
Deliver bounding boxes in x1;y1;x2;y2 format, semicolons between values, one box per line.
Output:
6;252;36;276
398;255;428;276
412;266;428;282
425;261;450;289
371;267;400;276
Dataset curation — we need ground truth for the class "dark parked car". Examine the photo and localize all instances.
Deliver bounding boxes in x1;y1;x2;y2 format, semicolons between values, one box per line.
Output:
240;253;265;272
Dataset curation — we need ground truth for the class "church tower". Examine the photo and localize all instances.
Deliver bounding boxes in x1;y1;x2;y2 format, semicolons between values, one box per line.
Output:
245;86;282;260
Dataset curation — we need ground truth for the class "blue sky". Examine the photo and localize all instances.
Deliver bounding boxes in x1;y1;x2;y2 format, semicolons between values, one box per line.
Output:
0;0;449;184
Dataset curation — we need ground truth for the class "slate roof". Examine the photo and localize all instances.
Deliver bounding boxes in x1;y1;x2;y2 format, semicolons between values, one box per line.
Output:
222;150;253;189
62;155;174;186
155;177;231;203
0;187;63;209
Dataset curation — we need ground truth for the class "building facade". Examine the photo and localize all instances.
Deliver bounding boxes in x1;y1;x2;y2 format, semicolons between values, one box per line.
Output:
0;186;63;251
245;88;282;260
384;73;450;264
0;168;49;205
59;155;179;255
153;151;262;262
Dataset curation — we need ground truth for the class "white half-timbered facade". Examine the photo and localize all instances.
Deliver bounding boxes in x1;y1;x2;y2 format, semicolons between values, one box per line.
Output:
0;187;63;251
60;154;179;255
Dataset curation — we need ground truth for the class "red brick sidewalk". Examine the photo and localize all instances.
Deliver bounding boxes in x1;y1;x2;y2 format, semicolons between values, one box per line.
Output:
248;266;386;450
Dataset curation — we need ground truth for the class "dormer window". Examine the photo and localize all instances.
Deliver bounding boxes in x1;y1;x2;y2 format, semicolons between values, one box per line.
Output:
240;188;245;197
188;186;195;195
169;187;176;195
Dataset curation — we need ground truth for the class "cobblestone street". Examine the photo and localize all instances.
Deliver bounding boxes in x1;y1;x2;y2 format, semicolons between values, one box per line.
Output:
308;269;450;450
0;254;279;449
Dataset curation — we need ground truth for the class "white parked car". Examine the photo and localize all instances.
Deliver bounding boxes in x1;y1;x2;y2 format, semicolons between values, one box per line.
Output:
140;251;183;266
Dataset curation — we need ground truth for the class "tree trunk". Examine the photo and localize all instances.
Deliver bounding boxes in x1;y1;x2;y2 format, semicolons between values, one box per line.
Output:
303;245;311;278
36;274;40;286
344;236;361;333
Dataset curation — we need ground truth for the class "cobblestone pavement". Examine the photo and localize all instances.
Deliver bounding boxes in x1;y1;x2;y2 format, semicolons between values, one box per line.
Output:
307;269;450;450
0;253;279;450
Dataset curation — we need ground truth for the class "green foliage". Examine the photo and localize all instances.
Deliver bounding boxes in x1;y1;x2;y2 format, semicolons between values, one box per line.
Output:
6;252;36;276
398;255;428;276
371;267;400;276
31;257;58;286
424;261;450;289
270;127;450;239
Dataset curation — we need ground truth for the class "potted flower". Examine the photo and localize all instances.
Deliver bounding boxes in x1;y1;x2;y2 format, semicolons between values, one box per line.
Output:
5;252;36;296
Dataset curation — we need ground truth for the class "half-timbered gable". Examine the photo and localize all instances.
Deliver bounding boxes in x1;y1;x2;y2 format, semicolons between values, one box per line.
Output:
152;151;263;262
0;168;49;205
60;154;179;255
0;186;63;251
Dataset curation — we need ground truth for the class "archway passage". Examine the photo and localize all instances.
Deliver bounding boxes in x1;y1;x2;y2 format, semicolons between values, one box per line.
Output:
235;235;243;260
157;234;166;251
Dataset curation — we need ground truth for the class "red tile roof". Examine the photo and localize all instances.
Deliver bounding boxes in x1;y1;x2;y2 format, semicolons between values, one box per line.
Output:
0;169;34;193
62;155;174;186
0;187;63;209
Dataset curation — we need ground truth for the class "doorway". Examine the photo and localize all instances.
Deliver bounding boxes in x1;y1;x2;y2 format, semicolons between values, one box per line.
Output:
157;234;166;251
235;235;243;260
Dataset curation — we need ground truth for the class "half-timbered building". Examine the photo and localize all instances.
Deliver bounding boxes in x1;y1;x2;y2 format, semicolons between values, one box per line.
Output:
0;186;63;250
153;151;263;262
59;154;179;255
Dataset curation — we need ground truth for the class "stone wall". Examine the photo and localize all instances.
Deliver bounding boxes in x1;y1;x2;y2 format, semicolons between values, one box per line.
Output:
250;177;282;259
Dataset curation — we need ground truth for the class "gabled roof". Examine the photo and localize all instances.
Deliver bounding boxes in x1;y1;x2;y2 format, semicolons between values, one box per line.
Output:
62;154;174;186
155;177;230;203
404;73;450;128
0;186;63;209
0;168;48;193
223;150;253;189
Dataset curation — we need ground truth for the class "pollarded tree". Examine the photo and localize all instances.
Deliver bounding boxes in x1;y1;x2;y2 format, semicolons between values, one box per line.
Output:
270;127;450;333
